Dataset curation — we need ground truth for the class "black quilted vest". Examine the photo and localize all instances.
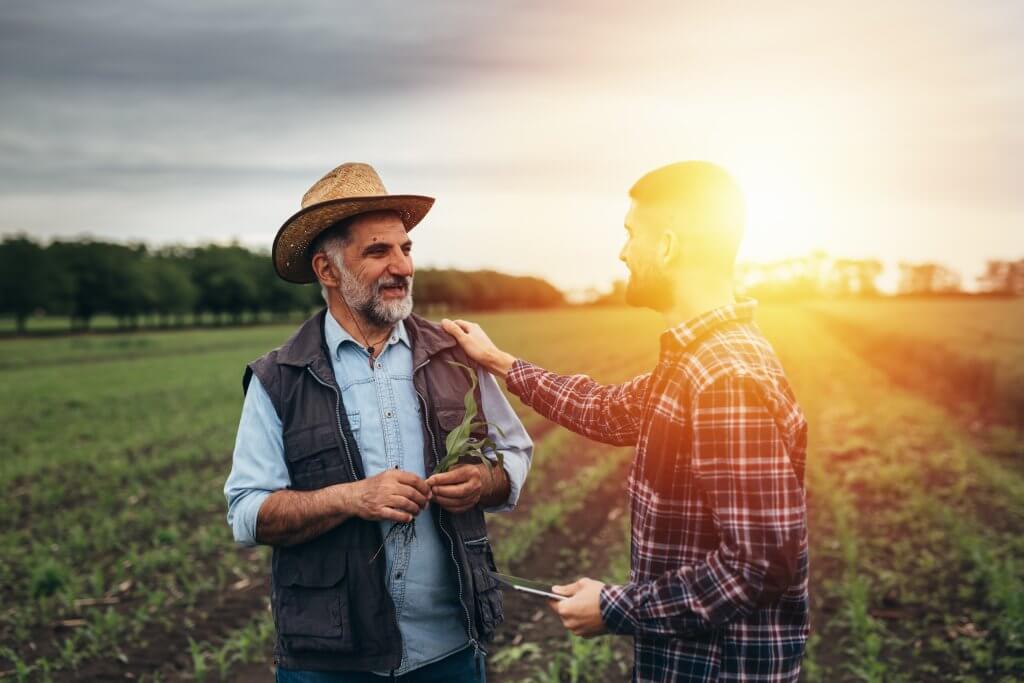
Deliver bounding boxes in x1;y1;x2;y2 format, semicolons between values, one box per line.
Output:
243;309;504;672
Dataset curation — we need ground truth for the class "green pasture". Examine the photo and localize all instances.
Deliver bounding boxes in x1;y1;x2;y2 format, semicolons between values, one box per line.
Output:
1;301;1022;682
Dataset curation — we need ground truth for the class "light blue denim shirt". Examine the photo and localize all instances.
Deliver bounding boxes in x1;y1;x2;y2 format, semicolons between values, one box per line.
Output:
224;313;533;675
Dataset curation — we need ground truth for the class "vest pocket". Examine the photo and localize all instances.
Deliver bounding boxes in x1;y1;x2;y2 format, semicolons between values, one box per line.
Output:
463;536;504;642
275;548;354;653
283;420;355;488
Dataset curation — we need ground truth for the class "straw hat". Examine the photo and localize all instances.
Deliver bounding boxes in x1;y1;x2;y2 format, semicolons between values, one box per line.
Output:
272;162;434;283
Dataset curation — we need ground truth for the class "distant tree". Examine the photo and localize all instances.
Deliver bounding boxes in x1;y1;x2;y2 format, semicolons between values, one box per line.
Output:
831;259;883;296
105;245;153;328
898;262;961;295
0;236;60;333
977;259;1024;295
1;235;568;330
47;240;119;330
148;256;198;325
260;261;314;320
189;245;260;323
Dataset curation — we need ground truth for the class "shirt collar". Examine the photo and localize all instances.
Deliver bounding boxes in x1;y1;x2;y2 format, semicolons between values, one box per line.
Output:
324;310;410;360
661;296;757;354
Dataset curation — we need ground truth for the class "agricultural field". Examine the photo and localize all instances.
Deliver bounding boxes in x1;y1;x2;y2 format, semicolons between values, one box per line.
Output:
2;301;1023;682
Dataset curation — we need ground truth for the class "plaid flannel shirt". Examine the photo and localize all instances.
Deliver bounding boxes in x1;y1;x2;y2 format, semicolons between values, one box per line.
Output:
507;299;809;682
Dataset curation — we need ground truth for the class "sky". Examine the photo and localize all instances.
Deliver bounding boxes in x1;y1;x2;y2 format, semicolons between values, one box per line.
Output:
1;0;1022;296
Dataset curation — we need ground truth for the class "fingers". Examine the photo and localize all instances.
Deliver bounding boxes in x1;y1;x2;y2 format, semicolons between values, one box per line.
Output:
393;483;428;509
552;579;583;596
424;470;457;487
378;507;414;523
441;318;482;339
426;465;475;487
441;318;466;338
388;495;423;517
431;480;476;500
390;470;431;497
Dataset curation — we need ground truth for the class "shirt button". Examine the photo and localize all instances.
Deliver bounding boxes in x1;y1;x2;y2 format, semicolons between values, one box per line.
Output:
395;572;403;580
385;410;394;418
375;362;382;369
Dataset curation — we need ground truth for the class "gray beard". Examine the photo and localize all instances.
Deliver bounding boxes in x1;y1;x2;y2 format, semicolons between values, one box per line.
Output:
339;268;414;328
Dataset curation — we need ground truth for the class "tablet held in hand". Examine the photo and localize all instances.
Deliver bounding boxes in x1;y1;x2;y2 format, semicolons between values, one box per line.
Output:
489;571;567;600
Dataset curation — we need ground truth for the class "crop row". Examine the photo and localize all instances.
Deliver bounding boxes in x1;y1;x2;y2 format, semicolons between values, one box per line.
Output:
2;310;661;680
763;308;1024;681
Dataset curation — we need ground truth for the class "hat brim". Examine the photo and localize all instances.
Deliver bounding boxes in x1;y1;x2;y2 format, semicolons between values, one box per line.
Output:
273;194;434;284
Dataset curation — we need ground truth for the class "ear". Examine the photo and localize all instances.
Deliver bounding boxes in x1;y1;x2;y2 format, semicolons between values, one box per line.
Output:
311;251;342;290
658;229;679;267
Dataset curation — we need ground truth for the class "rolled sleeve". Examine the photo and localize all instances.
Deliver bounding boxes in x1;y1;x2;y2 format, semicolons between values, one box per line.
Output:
224;375;290;546
477;367;533;513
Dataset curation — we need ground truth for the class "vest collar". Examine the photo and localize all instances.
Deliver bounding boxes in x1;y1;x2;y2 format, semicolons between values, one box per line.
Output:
275;308;456;369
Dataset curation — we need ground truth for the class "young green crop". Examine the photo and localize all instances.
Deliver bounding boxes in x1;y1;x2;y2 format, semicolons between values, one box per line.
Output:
372;361;506;561
434;361;505;476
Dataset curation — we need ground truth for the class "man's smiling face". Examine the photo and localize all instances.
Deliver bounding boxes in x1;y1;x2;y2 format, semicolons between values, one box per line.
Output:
334;210;415;326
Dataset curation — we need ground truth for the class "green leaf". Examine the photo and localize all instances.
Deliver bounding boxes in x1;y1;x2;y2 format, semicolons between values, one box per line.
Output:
437;360;506;478
447;361;479;423
445;421;471;456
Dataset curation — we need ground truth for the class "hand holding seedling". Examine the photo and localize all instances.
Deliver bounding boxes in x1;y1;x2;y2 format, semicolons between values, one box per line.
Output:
441;319;517;379
351;468;431;523
425;463;490;513
371;361;508;560
548;578;609;638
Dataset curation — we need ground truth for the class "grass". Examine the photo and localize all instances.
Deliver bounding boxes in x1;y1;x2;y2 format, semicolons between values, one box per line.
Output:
2;300;1023;681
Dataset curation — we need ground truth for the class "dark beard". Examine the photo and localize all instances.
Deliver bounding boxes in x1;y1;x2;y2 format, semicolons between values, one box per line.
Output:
625;266;675;312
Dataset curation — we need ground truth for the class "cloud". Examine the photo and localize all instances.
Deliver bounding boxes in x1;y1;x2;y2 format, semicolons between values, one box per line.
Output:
1;0;1022;290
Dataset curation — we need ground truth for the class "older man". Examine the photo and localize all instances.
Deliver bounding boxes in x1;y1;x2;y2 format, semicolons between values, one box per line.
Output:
443;162;809;682
224;163;532;682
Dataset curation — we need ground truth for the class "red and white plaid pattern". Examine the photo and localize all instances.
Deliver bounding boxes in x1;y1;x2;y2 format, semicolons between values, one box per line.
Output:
507;299;809;682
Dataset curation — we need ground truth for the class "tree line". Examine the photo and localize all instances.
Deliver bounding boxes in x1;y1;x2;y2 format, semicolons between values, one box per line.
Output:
588;252;1024;305
0;236;564;333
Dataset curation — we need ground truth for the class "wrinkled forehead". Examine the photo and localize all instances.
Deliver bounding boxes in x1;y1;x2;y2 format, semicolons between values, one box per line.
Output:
347;211;409;245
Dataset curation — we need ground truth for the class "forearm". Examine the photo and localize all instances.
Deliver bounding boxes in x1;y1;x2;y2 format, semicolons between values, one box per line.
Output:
255;483;358;546
477;462;511;509
506;361;647;446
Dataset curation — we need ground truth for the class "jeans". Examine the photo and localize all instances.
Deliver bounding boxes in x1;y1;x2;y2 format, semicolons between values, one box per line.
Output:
275;646;485;683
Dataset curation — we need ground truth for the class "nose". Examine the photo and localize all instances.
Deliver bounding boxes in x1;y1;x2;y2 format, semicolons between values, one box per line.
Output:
391;249;413;278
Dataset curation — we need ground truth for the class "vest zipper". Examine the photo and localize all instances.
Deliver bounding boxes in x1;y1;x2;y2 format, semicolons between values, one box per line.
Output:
306;365;360;484
414;357;482;658
307;363;404;669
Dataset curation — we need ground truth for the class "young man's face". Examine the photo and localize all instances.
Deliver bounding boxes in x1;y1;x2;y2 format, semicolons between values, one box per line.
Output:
620;201;676;313
337;210;415;326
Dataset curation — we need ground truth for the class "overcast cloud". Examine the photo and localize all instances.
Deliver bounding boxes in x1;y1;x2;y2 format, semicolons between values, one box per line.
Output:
2;1;1022;293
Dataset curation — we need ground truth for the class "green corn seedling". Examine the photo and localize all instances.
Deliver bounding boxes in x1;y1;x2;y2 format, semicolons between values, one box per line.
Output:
371;361;504;563
435;361;505;477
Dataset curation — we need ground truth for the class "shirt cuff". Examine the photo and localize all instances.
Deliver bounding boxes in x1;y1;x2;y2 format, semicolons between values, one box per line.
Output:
600;584;638;636
228;489;271;547
505;359;539;400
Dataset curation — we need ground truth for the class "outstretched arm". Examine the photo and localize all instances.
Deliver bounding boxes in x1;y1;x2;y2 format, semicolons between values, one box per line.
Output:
441;319;649;446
